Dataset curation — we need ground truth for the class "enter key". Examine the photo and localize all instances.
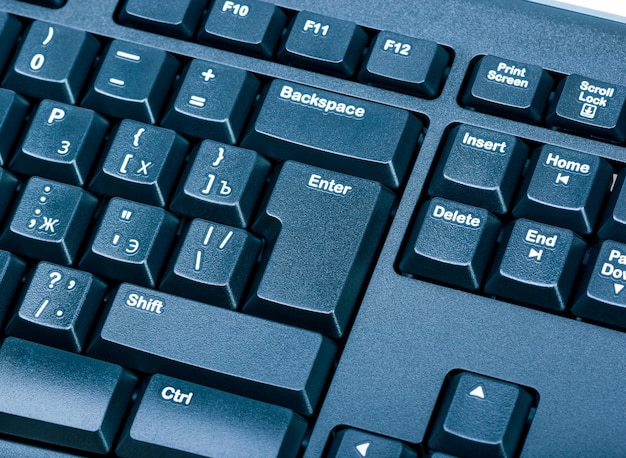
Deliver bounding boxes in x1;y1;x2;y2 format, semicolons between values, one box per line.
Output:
245;161;394;338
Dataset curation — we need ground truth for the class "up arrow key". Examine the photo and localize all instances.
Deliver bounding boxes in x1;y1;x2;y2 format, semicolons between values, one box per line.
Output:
469;385;486;399
356;442;371;457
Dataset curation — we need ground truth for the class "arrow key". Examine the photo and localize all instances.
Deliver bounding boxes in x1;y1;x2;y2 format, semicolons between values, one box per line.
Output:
428;372;534;458
327;428;417;458
572;240;626;329
512;145;612;234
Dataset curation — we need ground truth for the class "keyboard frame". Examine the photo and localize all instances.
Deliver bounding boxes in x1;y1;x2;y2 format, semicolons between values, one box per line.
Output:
1;0;626;456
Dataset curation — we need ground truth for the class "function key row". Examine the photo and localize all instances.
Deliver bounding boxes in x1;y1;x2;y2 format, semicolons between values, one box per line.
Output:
399;123;626;331
116;0;451;98
462;55;626;144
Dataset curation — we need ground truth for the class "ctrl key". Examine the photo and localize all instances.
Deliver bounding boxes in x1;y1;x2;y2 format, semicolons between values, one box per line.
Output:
428;372;534;458
116;374;307;458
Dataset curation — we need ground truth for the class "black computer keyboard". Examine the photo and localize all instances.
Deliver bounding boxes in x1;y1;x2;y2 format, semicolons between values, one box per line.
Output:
0;0;625;456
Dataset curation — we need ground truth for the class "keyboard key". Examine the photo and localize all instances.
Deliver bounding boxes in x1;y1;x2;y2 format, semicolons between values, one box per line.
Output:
461;55;553;123
484;219;585;311
278;11;368;77
161;219;261;309
0;177;97;265
428;125;528;215
327;428;417;458
89;119;188;205
242;80;421;188
0;337;136;454
79;197;178;287
118;0;206;39
169;139;270;227
512;145;612;234
199;0;287;58
245;161;393;338
88;283;336;416
572;240;626;329
359;31;449;98
428;372;533;458
546;74;626;142
598;169;626;242
82;40;178;123
10;100;108;186
0;250;26;321
0;88;29;167
161;59;259;144
0;13;21;73
6;261;106;352
18;0;66;7
116;374;307;457
0;438;85;458
3;21;99;103
399;198;501;291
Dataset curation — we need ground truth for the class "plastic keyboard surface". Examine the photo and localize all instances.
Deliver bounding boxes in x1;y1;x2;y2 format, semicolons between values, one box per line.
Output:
0;0;625;456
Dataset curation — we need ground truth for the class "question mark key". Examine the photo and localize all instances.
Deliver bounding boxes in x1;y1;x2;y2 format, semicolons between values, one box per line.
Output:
6;261;106;352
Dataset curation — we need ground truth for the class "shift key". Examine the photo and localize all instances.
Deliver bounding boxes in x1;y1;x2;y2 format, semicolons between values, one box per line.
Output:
88;283;336;416
242;80;421;188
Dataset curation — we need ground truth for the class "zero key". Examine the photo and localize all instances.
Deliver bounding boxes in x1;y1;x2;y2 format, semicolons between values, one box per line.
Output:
244;161;394;338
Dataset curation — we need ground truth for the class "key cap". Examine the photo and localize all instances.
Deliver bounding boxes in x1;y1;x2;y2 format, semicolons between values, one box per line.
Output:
399;198;501;291
0;177;98;265
428;372;534;458
242;80;421;188
0;250;26;321
598;169;626;242
82;40;178;123
10;100;108;186
0;337;136;454
327;428;418;458
118;0;206;39
0;13;21;73
6;261;106;352
169;139;270;227
3;21;99;104
88;283;336;416
428;125;528;215
572;240;626;329
0;168;18;221
278;11;367;77
199;0;287;58
0;89;29;167
116;374;307;457
512;145;612;234
89;119;188;206
546;74;626;142
161;59;259;144
161;219;261;309
0;438;85;457
461;55;553;123
244;161;393;338
484;219;585;311
79;198;178;287
359;31;449;98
